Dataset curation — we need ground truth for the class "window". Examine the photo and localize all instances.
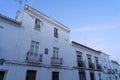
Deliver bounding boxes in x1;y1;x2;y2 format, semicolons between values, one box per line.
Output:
34;19;41;30
76;51;83;67
77;55;83;67
115;76;117;80
0;59;5;65
109;76;111;80
95;57;98;63
79;71;86;80
30;41;39;54
26;70;36;80
53;47;59;57
52;72;59;80
77;55;82;62
54;28;58;38
87;54;92;62
0;71;5;80
45;48;48;54
90;72;95;80
98;73;101;80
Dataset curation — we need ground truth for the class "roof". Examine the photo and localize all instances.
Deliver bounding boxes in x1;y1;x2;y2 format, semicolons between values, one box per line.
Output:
111;60;119;64
72;41;101;54
0;13;21;25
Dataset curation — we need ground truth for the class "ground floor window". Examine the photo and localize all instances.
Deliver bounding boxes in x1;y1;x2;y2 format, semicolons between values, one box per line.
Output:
0;71;5;80
26;70;37;80
98;73;102;80
52;72;59;80
90;72;95;80
79;71;86;80
115;76;118;80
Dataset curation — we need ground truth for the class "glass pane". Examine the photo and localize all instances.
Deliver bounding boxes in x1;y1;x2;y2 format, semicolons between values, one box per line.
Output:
35;46;38;54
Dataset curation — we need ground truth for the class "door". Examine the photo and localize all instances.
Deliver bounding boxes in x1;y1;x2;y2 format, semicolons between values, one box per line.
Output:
52;72;59;80
0;71;5;80
26;70;36;80
90;72;95;80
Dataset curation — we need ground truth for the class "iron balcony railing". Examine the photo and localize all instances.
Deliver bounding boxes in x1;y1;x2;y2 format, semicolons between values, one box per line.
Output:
51;56;63;66
88;62;95;69
26;51;42;64
107;69;115;74
96;63;102;70
78;59;85;68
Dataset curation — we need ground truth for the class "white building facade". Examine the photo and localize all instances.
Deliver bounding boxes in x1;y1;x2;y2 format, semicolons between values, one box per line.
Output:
0;5;120;80
72;41;103;80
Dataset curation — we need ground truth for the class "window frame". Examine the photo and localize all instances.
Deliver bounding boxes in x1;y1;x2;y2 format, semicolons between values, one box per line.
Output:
30;41;39;54
52;72;59;80
53;47;59;57
54;28;58;38
45;48;49;55
34;18;41;31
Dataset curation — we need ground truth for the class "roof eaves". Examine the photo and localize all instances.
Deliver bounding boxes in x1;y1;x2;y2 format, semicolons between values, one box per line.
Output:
111;60;118;64
0;13;21;25
24;5;70;31
72;41;101;54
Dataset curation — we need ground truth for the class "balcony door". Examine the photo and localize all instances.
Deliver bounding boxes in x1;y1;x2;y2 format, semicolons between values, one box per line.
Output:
52;72;59;80
30;41;39;54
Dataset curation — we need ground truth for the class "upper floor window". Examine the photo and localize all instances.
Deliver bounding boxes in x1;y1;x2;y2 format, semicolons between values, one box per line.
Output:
95;57;98;63
45;48;48;55
77;55;82;61
54;28;58;38
34;19;41;31
87;54;91;62
30;41;39;54
76;51;82;61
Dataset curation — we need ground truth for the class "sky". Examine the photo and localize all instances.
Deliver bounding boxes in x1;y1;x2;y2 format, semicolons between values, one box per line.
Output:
0;0;120;63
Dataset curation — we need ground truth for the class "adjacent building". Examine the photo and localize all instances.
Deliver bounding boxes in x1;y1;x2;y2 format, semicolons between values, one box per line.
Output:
72;41;103;80
0;5;120;80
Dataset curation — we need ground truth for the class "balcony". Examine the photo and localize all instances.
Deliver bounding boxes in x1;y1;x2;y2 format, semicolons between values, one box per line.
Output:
88;62;95;69
51;56;63;66
25;51;42;64
78;59;85;68
96;63;102;70
107;69;115;74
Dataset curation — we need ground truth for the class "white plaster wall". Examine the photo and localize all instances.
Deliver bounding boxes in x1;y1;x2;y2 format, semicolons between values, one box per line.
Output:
19;11;75;67
0;19;22;61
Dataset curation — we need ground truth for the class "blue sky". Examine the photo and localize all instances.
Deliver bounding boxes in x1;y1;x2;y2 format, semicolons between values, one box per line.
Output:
0;0;120;62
